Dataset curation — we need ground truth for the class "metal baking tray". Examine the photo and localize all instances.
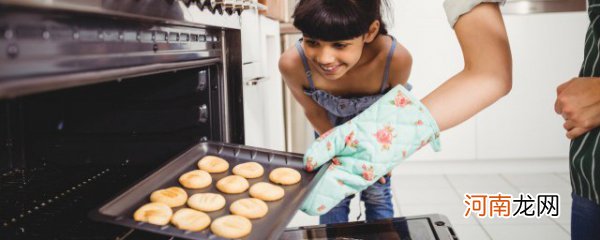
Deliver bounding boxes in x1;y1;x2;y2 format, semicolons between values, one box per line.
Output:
89;141;328;240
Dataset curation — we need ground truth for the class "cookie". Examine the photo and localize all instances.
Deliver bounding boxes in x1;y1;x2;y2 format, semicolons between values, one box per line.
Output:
229;198;269;219
179;170;212;189
187;193;226;212
232;162;264;179
210;215;252;239
150;186;188;207
269;167;301;185
133;202;173;226
249;182;285;201
170;208;211;231
197;156;229;173
216;175;249;194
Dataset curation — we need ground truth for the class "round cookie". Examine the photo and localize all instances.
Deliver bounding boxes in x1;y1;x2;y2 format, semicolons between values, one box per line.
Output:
230;198;269;219
187;193;226;212
171;208;211;231
249;182;285;201
269;167;301;185
232;162;264;179
179;170;212;189
133;202;173;226
216;175;249;194
210;215;252;239
197;156;229;173
150;186;188;207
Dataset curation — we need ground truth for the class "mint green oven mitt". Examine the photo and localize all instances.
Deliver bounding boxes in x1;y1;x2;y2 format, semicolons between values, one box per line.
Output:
300;85;442;216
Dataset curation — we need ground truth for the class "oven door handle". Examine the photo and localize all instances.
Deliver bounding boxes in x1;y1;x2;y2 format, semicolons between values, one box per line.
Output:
245;77;265;86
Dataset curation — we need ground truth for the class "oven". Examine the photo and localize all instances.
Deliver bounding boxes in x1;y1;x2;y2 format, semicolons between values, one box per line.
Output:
0;1;461;239
0;0;246;239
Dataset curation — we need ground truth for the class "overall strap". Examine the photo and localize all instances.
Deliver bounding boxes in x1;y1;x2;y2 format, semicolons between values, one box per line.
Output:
381;36;397;93
295;40;316;90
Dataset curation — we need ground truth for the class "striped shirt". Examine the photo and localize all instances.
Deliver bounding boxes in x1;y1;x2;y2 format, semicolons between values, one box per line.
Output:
571;0;600;206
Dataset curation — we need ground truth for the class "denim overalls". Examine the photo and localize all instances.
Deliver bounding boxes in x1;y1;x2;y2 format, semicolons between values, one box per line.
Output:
296;36;407;224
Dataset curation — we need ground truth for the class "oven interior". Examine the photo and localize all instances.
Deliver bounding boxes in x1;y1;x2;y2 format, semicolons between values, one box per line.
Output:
0;1;247;238
0;67;231;239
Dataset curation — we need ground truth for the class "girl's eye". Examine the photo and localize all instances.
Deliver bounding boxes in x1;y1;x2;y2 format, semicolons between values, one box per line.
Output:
304;40;318;47
333;43;347;49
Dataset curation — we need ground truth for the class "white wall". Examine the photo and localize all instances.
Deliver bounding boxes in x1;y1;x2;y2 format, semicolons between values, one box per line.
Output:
476;12;586;160
389;0;587;161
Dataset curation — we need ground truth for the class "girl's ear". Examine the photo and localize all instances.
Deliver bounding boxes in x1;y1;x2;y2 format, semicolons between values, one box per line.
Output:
364;20;380;43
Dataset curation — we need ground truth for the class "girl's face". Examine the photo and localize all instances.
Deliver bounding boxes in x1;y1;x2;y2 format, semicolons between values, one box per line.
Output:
301;36;366;81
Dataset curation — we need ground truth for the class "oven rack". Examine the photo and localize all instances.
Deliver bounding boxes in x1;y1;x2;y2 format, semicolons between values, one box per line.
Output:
1;168;23;178
0;161;160;239
0;164;111;225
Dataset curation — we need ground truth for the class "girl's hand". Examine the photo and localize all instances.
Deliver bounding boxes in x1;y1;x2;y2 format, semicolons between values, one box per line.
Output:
378;172;392;184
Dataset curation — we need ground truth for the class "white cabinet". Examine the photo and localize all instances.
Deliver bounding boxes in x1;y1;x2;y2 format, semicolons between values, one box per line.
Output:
241;7;262;80
241;10;286;151
241;17;259;64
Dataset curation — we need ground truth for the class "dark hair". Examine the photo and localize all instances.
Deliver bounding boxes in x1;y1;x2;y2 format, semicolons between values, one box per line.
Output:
292;0;390;41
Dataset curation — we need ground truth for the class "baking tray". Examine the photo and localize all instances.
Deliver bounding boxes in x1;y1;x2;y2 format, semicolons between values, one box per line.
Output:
89;141;328;240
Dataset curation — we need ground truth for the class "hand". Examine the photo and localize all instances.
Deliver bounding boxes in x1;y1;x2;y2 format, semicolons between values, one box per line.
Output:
378;172;392;184
555;77;600;139
300;85;441;216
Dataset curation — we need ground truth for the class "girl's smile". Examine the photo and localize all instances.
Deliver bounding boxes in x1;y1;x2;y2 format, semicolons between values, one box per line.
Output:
319;64;343;75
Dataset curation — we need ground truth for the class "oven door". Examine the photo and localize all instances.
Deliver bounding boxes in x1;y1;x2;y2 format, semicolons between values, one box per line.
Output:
281;215;458;240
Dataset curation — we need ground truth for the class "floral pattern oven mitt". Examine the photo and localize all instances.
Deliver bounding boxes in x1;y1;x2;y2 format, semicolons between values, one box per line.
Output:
300;85;442;216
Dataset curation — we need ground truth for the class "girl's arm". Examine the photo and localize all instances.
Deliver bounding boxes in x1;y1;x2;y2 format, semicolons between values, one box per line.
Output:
422;3;512;131
389;41;413;88
279;51;335;135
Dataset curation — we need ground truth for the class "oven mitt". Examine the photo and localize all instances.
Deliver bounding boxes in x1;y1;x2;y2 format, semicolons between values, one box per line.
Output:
300;85;441;216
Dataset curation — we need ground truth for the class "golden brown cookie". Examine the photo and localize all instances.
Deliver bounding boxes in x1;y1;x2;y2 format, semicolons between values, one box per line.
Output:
269;167;301;185
232;162;265;179
133;202;173;226
229;198;269;219
179;170;212;189
150;186;188;207
210;215;252;239
249;182;285;201
197;155;229;173
187;193;226;212
170;208;211;231
216;175;249;194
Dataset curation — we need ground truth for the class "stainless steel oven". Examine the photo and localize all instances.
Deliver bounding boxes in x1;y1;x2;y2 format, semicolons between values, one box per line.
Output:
0;1;246;239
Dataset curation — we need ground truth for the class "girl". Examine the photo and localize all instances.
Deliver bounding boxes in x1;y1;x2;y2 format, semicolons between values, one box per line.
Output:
280;0;511;225
279;0;409;224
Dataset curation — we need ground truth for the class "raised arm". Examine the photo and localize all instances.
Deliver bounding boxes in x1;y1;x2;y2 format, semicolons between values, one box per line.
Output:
421;2;512;131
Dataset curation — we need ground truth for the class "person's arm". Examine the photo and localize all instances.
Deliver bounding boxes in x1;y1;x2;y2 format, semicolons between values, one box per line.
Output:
298;2;510;216
555;77;600;139
278;51;334;135
422;3;512;131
